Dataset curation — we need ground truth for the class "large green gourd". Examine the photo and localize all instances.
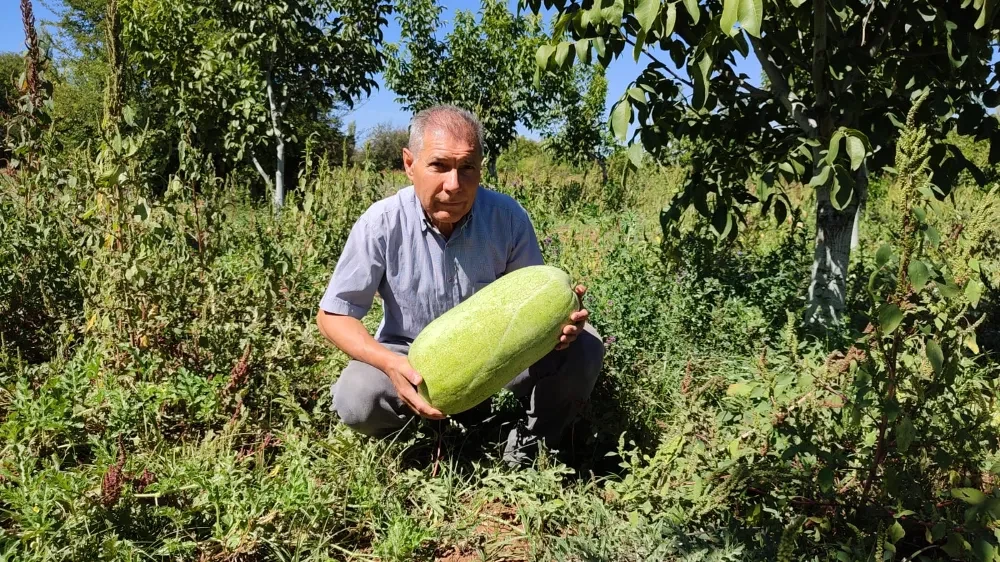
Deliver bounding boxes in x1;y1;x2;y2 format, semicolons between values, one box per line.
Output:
410;265;579;415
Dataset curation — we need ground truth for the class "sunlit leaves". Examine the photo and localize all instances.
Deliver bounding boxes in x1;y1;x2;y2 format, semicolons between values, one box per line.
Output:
611;98;631;141
720;0;763;38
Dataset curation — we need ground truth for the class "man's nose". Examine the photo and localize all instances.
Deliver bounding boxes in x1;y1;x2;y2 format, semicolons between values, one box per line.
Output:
443;169;461;192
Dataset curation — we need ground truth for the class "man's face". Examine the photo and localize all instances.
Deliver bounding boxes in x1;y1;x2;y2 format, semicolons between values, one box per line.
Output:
403;128;482;231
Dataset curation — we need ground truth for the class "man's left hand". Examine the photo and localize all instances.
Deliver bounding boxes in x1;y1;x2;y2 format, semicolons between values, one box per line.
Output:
555;285;589;351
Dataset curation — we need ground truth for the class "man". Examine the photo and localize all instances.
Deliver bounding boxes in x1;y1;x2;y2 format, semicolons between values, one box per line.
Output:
315;105;604;466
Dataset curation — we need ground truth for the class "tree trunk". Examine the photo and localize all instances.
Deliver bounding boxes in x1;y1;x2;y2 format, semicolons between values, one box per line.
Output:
274;137;285;209
805;168;868;328
265;70;286;210
851;162;868;250
597;157;608;184
487;157;497;180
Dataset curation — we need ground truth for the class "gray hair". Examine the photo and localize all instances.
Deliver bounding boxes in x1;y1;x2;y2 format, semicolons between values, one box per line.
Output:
408;104;485;158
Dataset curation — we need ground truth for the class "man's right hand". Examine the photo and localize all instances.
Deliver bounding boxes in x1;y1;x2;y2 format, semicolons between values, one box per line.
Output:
385;354;446;420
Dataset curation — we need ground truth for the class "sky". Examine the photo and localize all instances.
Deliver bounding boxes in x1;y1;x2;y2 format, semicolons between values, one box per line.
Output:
0;0;762;140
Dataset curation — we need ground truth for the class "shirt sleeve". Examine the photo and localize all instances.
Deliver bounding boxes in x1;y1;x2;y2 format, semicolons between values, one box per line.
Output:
319;213;386;318
506;205;544;272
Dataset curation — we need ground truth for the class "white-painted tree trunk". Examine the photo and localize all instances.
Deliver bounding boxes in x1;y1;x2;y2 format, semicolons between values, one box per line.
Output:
806;166;868;327
850;162;868;250
266;71;287;210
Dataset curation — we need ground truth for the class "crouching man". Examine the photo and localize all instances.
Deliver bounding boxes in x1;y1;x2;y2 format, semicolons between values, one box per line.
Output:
315;105;604;466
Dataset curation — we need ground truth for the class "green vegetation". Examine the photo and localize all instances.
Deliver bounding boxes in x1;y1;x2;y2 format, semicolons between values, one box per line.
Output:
3;125;999;560
534;0;1000;329
2;0;1000;560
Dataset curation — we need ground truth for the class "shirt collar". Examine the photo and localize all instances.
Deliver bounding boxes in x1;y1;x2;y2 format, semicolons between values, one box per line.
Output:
414;185;478;235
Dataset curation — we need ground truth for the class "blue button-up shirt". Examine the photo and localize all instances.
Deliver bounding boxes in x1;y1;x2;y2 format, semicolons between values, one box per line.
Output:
319;185;544;344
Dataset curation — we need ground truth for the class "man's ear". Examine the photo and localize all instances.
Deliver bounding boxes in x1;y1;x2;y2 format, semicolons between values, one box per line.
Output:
402;148;416;181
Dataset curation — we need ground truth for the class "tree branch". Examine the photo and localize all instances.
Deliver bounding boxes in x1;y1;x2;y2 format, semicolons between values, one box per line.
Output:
251;154;272;188
771;35;811;71
623;36;694;88
840;1;903;95
265;70;284;138
719;66;771;100
812;0;831;136
749;35;817;136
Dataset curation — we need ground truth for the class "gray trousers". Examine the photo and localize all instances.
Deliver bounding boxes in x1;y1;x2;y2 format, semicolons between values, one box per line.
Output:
331;323;604;445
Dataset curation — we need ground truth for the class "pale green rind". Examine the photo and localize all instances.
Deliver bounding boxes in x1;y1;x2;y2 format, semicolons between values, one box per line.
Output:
410;265;578;415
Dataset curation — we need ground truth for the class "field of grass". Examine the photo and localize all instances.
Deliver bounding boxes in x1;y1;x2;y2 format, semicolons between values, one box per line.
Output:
1;143;999;561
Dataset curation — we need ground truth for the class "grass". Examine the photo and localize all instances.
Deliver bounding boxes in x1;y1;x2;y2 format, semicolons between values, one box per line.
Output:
1;144;999;561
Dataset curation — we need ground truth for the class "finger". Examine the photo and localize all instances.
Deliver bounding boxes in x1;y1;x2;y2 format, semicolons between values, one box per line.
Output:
562;324;580;336
400;387;445;419
559;334;578;346
575;284;586;295
570;310;588;323
402;367;422;386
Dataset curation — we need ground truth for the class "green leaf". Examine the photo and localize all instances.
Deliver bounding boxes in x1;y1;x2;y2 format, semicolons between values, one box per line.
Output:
927;339;944;375
887;521;905;544
681;0;700;24
985;497;1000;519
943;532;967;558
535;44;556;70
635;0;661;34
790;0;806;6
876;244;893;267
924;225;941;247
896;416;915;453
720;0;739;36
818;467;834;492
846;135;866;171
826;131;844;165
952;487;988;504
773;196;788;225
664;3;677;35
878;303;904;334
594;37;607;59
973;538;995;562
966;279;983;308
908;260;930;291
966;333;981;354
689;52;712;110
831;165;855;211
737;0;763;37
627;87;645;104
807;164;832;187
726;382;753;396
611;99;631;142
555;41;574;69
937;279;961;299
627;142;644;169
711;203;732;238
633;30;646;62
575;39;592;64
974;0;995;28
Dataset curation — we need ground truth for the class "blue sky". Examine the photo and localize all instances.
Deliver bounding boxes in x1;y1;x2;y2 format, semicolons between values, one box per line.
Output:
1;0;761;140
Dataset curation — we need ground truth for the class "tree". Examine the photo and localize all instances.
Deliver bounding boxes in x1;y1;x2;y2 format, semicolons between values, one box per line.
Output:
0;53;22;120
530;0;1000;328
123;0;390;207
385;0;566;176
356;122;409;170
540;64;613;182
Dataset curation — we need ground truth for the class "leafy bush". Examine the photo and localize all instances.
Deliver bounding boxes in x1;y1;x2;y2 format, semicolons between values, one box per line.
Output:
1;113;998;560
356;122;409;171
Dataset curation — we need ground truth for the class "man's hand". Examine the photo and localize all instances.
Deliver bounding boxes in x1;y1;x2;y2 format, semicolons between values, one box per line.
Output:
385;354;446;420
555;285;589;351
